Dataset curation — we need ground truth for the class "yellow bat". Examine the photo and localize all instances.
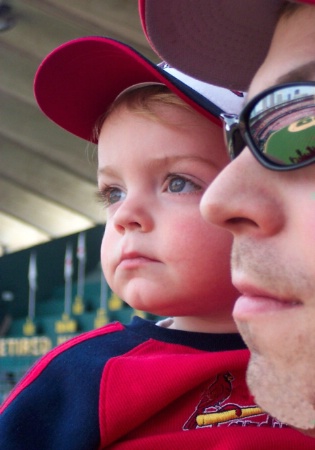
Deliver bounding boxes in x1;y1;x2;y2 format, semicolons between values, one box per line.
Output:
197;406;264;426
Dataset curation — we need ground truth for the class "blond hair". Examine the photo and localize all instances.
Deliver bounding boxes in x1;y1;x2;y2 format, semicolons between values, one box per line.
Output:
93;84;194;141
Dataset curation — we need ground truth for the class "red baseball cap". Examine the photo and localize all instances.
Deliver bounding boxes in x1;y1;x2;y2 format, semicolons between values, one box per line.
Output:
34;36;244;143
139;0;314;91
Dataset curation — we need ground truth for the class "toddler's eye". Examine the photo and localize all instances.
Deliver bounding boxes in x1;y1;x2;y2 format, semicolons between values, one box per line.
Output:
167;175;201;193
98;187;126;207
108;188;125;204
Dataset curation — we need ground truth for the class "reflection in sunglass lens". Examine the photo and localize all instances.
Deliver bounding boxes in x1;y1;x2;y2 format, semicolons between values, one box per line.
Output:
248;85;315;166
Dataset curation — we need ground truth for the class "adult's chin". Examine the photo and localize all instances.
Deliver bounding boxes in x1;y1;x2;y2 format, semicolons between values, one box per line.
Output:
297;427;315;438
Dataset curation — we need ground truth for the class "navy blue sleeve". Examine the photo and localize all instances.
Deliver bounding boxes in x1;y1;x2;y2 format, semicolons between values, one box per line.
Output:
0;323;146;450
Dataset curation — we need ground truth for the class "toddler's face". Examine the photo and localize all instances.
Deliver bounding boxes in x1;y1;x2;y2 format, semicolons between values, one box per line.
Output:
97;103;238;332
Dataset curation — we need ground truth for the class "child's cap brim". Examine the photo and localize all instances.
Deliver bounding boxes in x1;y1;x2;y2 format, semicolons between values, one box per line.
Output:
34;36;244;143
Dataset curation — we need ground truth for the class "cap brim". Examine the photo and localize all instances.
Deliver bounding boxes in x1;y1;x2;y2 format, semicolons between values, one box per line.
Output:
34;37;226;143
139;0;303;91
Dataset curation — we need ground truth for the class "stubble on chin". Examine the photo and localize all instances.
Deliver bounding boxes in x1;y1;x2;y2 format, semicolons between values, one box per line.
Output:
246;346;315;431
231;237;315;431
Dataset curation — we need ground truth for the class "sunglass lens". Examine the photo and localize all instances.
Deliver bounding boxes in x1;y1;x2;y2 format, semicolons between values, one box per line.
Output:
248;85;315;167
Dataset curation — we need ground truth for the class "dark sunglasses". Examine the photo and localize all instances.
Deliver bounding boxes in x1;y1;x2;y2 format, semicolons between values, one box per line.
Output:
221;82;315;171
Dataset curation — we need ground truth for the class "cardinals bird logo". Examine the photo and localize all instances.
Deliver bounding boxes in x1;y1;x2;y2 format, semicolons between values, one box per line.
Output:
183;371;268;429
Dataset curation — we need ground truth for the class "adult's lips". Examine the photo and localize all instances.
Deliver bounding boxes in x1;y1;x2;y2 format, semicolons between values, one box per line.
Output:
232;282;302;321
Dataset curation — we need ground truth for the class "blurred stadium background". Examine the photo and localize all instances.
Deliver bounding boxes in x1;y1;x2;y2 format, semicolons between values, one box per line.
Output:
0;1;160;402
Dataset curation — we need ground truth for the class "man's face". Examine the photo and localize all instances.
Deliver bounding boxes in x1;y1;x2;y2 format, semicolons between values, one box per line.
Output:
201;4;315;433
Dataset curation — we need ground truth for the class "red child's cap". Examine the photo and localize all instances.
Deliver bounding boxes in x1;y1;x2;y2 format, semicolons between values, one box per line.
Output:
34;36;244;143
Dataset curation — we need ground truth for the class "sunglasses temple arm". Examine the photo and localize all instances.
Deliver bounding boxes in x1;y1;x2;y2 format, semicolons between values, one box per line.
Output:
220;113;243;160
